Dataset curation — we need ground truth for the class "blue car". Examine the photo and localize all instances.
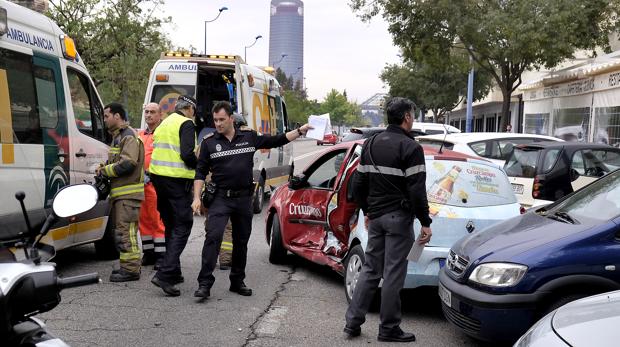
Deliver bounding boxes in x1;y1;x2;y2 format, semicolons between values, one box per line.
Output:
438;169;620;343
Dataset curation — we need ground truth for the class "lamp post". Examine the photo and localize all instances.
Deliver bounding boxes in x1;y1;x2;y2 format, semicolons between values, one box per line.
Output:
244;35;263;62
273;53;288;69
204;6;228;53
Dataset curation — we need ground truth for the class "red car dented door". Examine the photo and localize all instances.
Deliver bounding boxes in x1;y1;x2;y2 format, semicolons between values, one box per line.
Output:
277;143;359;270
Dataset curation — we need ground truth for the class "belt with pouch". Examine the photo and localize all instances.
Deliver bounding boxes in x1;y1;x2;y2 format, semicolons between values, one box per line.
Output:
216;188;253;198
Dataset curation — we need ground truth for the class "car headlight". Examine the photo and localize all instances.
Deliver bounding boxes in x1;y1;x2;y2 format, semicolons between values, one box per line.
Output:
468;262;527;287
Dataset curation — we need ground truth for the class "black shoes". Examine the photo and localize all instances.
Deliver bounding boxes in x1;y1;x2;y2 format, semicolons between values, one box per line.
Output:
172;275;184;284
377;327;416;342
151;276;180;297
109;269;140;282
229;282;252;296
194;286;211;298
343;325;361;339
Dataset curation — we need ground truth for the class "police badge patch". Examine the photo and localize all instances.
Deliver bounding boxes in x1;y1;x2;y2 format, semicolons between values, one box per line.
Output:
216;144;222;152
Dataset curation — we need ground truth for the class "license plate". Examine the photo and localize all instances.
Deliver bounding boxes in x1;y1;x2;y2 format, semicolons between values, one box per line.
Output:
512;183;524;194
439;258;446;269
438;283;452;308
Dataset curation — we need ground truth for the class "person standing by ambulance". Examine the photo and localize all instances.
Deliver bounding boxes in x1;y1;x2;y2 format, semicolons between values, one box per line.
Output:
192;101;311;299
98;103;145;282
149;95;198;297
138;103;166;269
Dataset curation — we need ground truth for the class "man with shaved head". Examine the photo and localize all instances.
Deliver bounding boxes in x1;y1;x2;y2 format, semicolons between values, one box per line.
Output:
139;103;166;268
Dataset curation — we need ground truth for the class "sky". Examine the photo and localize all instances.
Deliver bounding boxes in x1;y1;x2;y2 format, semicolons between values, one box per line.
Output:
154;0;401;103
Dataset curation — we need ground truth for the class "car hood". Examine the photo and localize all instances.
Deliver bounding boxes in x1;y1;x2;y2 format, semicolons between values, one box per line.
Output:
552;290;620;346
451;212;588;263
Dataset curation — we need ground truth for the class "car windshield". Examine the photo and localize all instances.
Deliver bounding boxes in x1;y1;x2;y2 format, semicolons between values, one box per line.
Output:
549;169;620;222
504;148;542;178
426;160;517;207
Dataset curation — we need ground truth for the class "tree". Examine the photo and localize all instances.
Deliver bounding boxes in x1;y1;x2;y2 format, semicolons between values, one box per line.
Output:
381;50;492;122
319;89;362;131
351;0;620;130
283;90;320;127
48;0;171;126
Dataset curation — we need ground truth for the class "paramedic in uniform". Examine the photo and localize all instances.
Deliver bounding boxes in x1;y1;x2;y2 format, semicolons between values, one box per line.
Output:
149;95;198;296
344;97;432;342
192;101;311;299
138;103;166;268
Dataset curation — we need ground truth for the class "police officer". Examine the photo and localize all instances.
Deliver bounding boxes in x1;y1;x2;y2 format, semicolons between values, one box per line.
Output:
149;95;198;296
344;97;432;342
98;103;145;282
192;101;311;299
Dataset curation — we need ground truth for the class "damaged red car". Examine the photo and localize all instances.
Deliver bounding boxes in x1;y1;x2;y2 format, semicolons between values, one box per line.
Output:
265;140;520;302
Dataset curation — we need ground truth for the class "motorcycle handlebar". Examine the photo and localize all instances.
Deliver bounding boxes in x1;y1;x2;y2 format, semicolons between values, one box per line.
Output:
57;273;100;290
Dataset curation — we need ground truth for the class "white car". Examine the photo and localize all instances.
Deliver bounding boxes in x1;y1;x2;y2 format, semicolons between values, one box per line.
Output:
412;122;461;135
515;290;620;347
417;132;563;168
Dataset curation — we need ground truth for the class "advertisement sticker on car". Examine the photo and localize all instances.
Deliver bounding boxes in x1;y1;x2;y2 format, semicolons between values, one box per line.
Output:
439;282;452;308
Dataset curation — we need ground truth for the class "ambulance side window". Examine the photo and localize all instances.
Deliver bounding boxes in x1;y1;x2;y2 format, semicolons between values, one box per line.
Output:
67;69;106;142
0;49;42;144
33;66;59;129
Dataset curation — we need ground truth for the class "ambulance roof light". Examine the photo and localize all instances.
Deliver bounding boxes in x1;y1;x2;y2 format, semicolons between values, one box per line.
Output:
0;7;7;36
60;35;78;61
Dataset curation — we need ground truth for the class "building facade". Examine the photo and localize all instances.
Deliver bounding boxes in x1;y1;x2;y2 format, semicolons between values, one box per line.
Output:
8;0;47;12
269;0;303;86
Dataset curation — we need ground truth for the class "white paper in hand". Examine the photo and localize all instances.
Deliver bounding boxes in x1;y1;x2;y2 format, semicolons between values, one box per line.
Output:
307;116;327;140
407;233;425;262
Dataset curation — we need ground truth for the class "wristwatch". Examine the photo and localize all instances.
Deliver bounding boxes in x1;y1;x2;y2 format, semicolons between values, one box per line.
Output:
297;127;303;136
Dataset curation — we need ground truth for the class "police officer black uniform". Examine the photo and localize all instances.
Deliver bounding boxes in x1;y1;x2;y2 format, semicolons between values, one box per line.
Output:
344;97;433;342
192;101;311;299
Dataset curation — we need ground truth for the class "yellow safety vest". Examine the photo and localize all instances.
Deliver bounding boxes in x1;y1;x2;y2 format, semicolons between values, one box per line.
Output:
150;113;196;179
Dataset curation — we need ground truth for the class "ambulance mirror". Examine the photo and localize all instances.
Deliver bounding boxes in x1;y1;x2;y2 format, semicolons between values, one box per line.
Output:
0;7;7;36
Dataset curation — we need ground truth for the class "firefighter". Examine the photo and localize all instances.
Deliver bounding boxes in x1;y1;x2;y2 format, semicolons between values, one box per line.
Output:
98;103;145;282
192;101;311;299
149;95;197;297
139;103;166;269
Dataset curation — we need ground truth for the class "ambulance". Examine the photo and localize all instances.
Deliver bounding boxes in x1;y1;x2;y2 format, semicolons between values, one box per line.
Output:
0;1;115;260
143;53;292;213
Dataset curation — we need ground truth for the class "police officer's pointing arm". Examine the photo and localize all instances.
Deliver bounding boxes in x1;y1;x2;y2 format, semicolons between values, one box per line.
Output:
254;124;312;149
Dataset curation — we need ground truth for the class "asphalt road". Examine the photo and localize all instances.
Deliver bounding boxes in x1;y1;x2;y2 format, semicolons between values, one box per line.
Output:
40;139;491;347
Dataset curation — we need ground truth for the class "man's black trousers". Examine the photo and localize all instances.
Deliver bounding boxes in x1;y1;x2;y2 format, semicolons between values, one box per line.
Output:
150;174;194;284
198;194;253;288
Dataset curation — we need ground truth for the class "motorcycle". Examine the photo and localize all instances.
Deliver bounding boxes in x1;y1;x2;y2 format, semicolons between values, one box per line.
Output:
1;184;102;346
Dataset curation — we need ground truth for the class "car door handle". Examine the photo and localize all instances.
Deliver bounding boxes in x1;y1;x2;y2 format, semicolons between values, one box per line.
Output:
75;149;87;158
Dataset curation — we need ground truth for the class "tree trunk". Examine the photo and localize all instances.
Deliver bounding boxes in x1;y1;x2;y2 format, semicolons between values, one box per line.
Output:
499;87;512;132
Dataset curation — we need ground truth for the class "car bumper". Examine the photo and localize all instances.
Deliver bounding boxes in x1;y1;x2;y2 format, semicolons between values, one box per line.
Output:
438;270;547;343
403;246;448;288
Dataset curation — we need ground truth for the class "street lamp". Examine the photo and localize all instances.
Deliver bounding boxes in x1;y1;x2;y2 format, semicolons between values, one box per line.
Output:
291;66;302;77
204;6;228;53
273;53;288;68
244;35;263;62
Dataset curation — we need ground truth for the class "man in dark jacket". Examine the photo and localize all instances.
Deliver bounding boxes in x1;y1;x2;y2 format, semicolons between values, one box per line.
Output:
344;97;432;342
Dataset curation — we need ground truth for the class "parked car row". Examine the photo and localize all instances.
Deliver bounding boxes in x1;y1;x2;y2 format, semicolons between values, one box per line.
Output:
267;130;620;345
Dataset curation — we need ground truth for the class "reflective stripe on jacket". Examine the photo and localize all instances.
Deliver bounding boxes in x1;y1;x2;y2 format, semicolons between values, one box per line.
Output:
103;125;145;201
150;113;196;179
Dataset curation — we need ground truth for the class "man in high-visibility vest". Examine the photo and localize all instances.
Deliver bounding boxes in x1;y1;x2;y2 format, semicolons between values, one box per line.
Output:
138;103;166;269
149;95;198;297
98;103;145;282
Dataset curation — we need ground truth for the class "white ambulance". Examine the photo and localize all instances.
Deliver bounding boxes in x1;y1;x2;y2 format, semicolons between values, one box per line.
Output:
0;1;115;259
143;53;293;213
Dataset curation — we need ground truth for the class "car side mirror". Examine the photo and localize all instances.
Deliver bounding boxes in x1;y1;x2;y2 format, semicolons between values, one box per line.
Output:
289;174;307;190
570;168;580;182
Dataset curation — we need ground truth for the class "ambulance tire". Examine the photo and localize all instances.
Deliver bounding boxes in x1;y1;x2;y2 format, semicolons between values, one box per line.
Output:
344;245;380;311
95;219;119;260
253;180;265;214
268;214;287;264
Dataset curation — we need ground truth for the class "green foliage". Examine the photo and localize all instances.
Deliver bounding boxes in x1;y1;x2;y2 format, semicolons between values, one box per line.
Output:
282;90;320;127
47;0;171;127
381;50;492;122
319;89;362;128
351;0;620;130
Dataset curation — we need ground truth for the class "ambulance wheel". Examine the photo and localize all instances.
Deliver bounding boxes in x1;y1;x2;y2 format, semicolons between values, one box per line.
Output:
95;218;119;260
253;181;265;214
269;214;287;264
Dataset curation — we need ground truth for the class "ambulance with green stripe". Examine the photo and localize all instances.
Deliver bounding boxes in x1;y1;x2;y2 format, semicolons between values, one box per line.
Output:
0;1;115;260
143;53;292;213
